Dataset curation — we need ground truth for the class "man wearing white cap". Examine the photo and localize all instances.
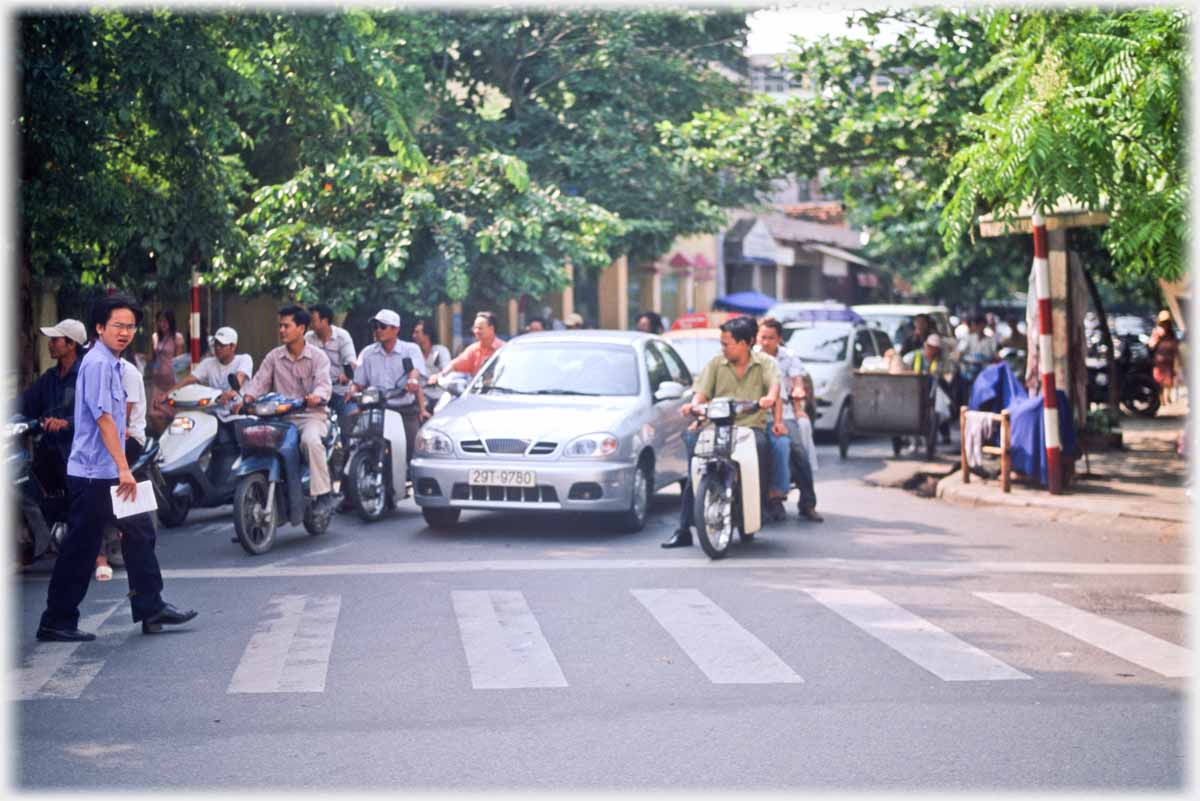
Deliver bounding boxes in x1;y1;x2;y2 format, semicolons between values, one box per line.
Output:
168;326;252;405
352;310;428;494
21;318;88;486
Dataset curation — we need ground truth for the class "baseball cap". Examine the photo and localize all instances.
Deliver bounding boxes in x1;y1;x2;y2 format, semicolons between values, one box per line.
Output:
371;309;401;328
40;319;87;346
924;333;942;348
212;326;238;345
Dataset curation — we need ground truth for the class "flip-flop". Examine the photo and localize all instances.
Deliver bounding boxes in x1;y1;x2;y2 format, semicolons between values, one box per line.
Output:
95;565;113;582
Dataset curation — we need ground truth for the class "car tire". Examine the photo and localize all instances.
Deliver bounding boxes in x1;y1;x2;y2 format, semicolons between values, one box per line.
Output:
836;401;853;460
615;461;652;533
422;507;461;530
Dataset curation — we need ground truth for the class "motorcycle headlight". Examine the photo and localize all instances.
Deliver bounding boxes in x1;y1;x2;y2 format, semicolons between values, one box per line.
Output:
168;417;195;435
5;422;30;438
360;388;382;406
564;433;620;458
706;400;731;420
415;428;454;457
254;400;293;416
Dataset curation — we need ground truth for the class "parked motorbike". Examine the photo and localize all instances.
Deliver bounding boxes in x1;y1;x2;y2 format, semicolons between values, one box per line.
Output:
229;393;344;554
9;417;67;566
688;399;764;560
158;383;245;526
1087;333;1159;417
342;384;411;521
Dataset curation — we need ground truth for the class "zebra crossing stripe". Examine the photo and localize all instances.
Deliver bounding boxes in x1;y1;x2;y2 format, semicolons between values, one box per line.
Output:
227;594;341;694
451;590;568;689
804;589;1030;682
976;592;1190;678
14;602;132;701
632;589;803;684
1143;593;1189;613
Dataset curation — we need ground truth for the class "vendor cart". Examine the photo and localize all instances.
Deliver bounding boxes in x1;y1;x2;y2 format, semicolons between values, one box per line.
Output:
844;371;939;459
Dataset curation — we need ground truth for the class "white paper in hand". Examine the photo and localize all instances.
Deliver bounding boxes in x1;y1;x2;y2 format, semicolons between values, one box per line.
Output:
110;480;158;519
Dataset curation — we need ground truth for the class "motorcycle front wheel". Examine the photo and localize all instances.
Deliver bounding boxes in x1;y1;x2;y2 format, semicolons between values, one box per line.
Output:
1121;375;1160;418
345;445;388;522
233;473;277;555
694;471;735;560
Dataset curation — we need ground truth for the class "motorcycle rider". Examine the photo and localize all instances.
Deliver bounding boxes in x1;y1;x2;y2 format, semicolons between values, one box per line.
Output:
411;317;451;415
166;326;252;405
306;304;358;420
20;318;88;496
756;318;823;523
351;309;428;479
427;311;505;383
662;315;781;548
238;306;336;516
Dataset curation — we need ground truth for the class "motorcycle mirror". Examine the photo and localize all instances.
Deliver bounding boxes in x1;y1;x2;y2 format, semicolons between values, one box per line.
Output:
402;357;414;374
343;364;355;381
228;374;241;391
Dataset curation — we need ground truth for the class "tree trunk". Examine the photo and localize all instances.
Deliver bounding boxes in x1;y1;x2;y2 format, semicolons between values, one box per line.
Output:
1079;262;1119;414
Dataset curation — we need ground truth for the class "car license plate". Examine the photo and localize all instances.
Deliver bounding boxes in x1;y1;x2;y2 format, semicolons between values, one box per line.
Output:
468;468;536;488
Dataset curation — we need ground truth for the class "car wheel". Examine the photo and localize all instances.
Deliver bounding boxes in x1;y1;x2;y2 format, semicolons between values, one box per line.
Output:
836;401;853;460
615;461;652;533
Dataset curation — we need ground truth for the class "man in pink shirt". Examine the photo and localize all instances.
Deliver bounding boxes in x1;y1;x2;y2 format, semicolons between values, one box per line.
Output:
427;311;505;383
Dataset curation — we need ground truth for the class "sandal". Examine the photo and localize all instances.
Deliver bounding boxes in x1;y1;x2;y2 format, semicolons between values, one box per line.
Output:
95;564;113;582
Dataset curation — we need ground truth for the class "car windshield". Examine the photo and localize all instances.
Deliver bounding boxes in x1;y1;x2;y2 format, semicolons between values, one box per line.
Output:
472;343;640;397
669;336;723;376
785;326;849;363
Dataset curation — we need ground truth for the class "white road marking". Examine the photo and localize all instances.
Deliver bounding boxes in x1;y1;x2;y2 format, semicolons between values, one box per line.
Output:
451;591;567;689
14;603;134;701
11;558;1181;582
804;588;1029;682
263;543;353;569
227;594;341;694
976;592;1191;678
1143;593;1189;613
633;588;802;685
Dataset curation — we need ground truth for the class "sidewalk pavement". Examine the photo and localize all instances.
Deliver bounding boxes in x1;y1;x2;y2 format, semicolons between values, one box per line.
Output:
937;393;1190;529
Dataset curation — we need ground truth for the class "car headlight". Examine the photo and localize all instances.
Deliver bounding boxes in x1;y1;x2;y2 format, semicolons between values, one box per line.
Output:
415;428;454;457
564;432;620;458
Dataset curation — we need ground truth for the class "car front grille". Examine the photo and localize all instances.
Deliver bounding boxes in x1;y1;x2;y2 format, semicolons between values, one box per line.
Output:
458;439;558;456
451;483;560;504
460;440;486;454
528;441;557;455
485;438;530;454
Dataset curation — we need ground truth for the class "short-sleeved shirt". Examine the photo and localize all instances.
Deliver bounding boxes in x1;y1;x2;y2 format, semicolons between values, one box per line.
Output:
191;353;253;393
67;342;127;479
446;338;504;376
121;360;147;446
755;344;807;421
421;344;452;401
20;358;80;459
354;340;428;409
695;350;781;429
305;326;357;396
243;343;332;412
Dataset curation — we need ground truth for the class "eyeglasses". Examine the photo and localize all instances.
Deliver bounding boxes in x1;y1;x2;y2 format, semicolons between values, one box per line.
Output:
107;323;139;332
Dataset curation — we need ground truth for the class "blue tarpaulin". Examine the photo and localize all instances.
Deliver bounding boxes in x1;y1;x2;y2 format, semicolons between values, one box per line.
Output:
969;363;1076;487
713;291;777;315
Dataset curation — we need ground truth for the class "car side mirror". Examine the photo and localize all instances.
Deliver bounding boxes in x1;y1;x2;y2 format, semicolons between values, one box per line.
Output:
654;381;686;402
446;378;468;397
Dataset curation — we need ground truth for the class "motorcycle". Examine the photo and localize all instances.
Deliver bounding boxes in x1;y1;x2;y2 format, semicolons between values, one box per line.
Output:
9;417;67;566
229;392;344;554
1087;333;1159;418
688;398;764;560
157;383;246;526
342;384;411;521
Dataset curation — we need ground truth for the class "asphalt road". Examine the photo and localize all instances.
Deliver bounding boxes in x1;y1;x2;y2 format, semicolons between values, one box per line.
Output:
12;436;1188;791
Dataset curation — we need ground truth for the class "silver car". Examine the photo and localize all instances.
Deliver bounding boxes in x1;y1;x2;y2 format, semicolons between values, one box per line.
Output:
410;330;693;532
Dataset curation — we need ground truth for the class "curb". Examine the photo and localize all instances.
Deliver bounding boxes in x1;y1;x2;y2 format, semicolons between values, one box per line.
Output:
935;475;1188;525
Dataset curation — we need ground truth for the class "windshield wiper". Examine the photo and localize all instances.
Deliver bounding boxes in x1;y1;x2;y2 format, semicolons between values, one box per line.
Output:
532;389;602;396
479;385;528;395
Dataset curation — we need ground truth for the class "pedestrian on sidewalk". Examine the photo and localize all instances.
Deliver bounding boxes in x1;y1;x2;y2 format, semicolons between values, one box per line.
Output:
37;293;197;642
146;308;185;434
1148;311;1180;408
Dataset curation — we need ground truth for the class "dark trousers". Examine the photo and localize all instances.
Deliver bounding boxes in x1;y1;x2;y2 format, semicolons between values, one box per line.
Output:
40;476;165;629
678;426;769;530
399;405;421;467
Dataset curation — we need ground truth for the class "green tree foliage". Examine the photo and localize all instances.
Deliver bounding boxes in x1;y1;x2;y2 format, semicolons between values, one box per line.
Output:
941;8;1188;283
418;10;757;263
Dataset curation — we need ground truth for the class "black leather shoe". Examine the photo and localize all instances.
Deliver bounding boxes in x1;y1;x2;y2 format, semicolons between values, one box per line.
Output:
661;529;693;548
36;625;96;642
767;499;788;523
799;505;824;523
141;604;198;634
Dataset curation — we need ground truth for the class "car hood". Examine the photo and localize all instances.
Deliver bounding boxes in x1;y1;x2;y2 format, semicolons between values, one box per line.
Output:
428;393;640;443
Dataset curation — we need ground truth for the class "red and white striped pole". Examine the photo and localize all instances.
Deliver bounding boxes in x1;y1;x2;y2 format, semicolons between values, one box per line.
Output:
189;270;202;367
1031;212;1062;494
